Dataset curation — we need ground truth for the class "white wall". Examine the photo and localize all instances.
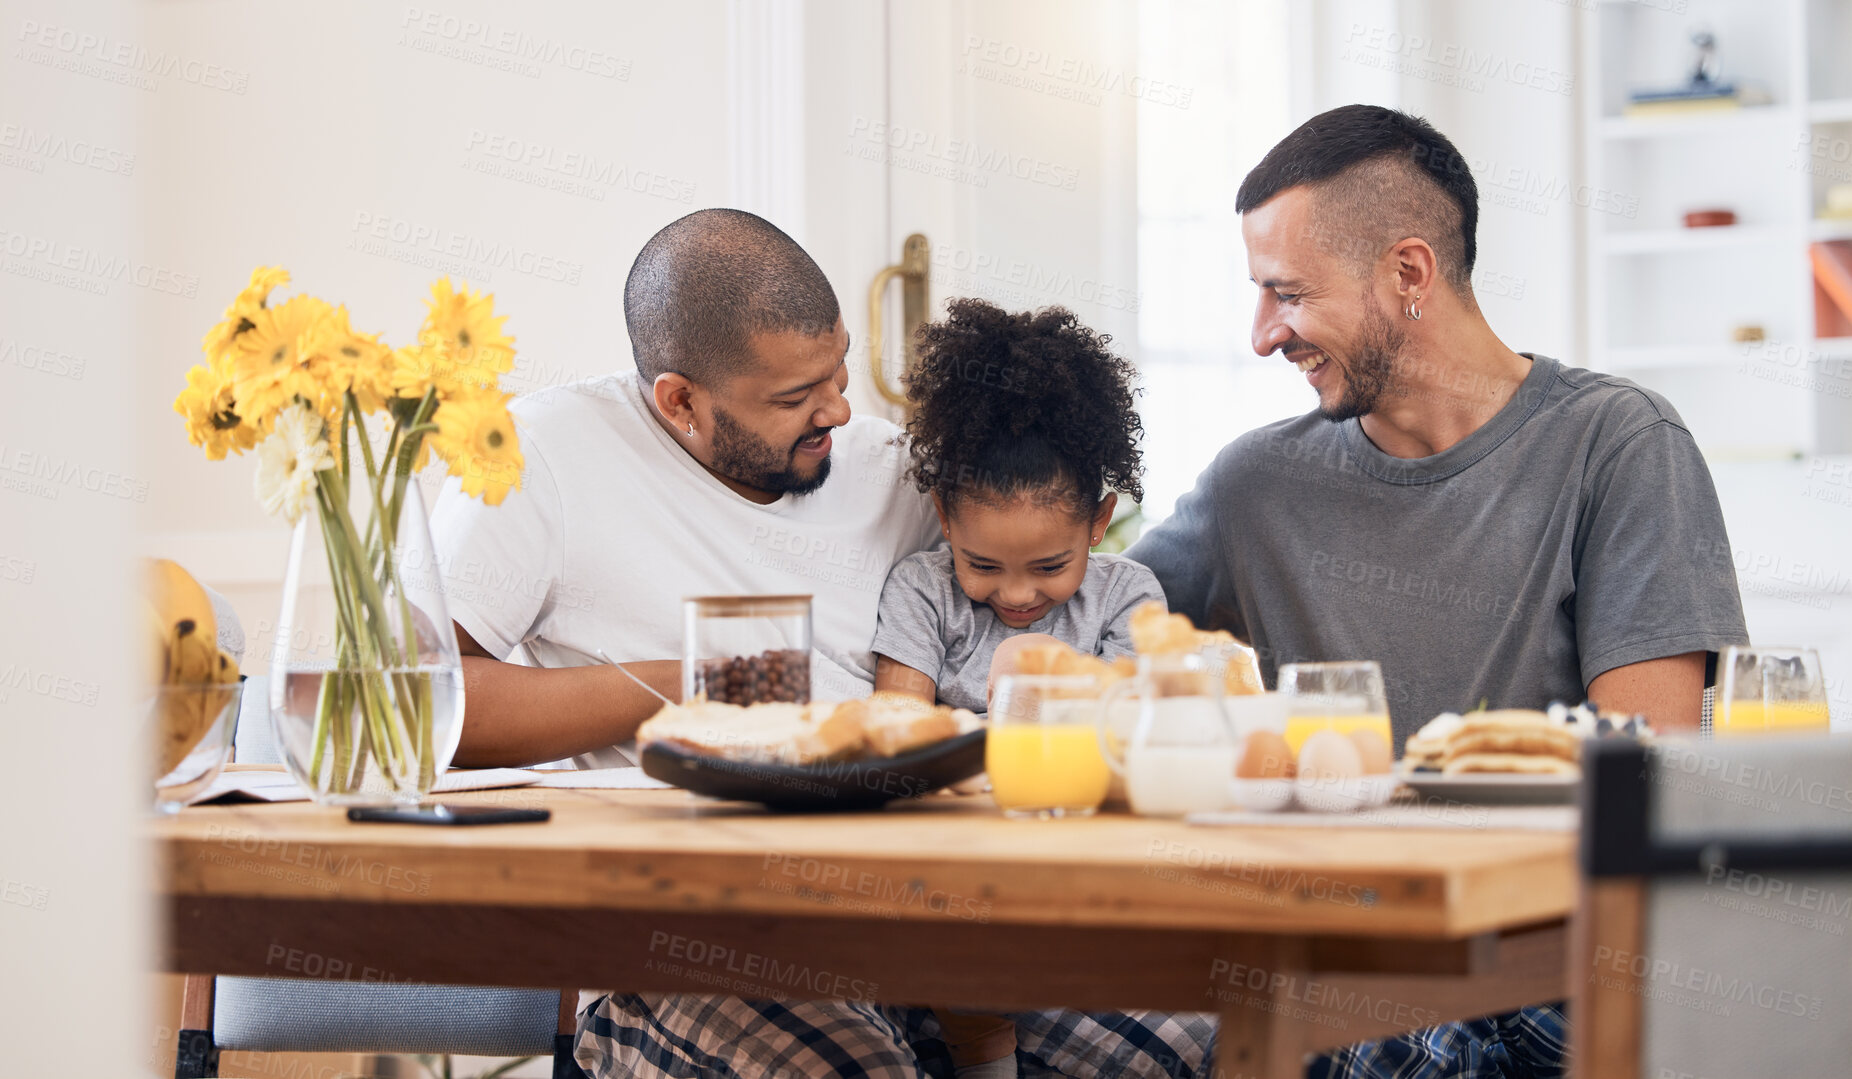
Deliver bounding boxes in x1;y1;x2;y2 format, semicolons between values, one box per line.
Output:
137;1;737;662
1;0;147;1071
1304;0;1580;360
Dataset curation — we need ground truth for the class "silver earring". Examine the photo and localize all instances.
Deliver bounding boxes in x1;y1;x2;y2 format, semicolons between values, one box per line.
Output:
1405;294;1422;321
686;423;695;436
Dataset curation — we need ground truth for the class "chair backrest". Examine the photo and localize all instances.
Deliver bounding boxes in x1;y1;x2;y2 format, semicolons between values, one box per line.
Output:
1576;736;1852;1078
213;978;561;1057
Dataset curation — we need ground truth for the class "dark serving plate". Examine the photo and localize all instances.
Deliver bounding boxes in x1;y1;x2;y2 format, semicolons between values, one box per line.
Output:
639;729;988;811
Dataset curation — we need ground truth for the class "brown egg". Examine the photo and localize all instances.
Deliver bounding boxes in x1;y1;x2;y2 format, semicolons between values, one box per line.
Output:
1236;730;1296;779
1348;729;1394;775
1297;729;1364;781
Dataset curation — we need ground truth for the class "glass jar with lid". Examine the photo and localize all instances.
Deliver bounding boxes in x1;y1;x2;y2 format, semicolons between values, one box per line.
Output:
682;595;813;706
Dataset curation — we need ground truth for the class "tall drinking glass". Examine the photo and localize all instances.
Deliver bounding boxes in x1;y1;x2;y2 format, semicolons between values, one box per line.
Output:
987;674;1109;819
1278;661;1392;755
1715;646;1829;736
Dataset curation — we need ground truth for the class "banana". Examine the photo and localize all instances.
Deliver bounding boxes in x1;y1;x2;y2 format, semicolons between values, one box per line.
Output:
143;598;172;688
147;559;241;779
147;557;216;684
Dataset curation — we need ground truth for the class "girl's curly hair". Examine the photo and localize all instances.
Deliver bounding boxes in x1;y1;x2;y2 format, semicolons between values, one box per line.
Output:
904;298;1144;517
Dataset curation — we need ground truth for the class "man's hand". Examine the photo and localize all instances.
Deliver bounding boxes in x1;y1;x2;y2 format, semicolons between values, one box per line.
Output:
1587;651;1708;733
453;622;680;767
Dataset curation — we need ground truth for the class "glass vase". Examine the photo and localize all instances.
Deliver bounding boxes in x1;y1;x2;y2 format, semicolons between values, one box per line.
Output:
269;476;464;805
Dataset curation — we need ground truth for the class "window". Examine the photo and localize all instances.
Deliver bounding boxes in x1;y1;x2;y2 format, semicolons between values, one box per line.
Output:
1135;0;1303;523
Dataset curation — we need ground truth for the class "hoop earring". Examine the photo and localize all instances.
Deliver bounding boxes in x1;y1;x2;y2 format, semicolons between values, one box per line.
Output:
1405;294;1422;321
685;423;695;436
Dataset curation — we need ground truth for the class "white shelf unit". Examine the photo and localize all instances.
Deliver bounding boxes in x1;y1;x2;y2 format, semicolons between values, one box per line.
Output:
1600;224;1790;254
1579;0;1852;456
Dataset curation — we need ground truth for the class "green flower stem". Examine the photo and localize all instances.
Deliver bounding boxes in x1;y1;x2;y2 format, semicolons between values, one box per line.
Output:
386;388;438;534
315;470;408;784
382;391;440;795
313;481;370;790
347;680;375;791
319;482;389;788
308;665;335;780
299;389;448;801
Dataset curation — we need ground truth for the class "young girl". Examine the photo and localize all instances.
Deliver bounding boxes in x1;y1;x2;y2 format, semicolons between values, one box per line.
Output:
872;297;1165;712
869;299;1164;1078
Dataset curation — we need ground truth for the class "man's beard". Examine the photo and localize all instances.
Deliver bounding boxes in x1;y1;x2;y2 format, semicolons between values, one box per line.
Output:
1317;301;1404;422
709;405;832;496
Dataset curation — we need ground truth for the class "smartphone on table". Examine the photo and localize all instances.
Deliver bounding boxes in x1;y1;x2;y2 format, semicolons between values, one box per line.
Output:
347;805;550;825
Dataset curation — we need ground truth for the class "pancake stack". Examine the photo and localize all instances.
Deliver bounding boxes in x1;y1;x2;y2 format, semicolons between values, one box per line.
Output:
1403;709;1585;777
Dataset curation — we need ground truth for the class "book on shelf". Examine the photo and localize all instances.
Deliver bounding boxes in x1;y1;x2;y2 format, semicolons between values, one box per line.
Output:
1623;96;1742;118
1620;82;1772;119
1630;82;1737;104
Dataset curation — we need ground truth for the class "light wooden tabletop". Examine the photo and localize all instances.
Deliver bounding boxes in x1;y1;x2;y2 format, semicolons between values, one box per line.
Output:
156;787;1574;939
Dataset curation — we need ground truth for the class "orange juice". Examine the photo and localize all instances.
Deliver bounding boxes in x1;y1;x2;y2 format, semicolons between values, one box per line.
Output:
1282;713;1394;755
986;724;1111;815
1715;700;1830;736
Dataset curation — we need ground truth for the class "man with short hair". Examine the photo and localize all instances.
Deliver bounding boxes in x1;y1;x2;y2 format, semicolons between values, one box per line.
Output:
437;208;933;771
434;209;1214;1078
1130;104;1746;1076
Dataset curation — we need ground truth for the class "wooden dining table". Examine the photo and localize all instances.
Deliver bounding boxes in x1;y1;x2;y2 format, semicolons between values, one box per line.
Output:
154;780;1575;1078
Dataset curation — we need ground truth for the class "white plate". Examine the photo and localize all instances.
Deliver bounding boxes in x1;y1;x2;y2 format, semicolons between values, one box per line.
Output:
1293;774;1399;813
1398;769;1580;805
1227;777;1294;812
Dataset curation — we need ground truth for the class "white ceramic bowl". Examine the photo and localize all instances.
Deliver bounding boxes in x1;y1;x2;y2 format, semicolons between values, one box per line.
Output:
1228;777;1295;812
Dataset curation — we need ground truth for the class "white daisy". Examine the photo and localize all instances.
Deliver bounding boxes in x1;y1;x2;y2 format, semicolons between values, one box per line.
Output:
254;403;335;524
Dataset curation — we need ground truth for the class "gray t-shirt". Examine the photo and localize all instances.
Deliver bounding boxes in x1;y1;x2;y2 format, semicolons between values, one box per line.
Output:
872;547;1167;712
1127;354;1747;748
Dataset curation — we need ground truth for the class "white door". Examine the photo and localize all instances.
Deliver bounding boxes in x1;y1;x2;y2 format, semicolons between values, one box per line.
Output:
799;1;1144;425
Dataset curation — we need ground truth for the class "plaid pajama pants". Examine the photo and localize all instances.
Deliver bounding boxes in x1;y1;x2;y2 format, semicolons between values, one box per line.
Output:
575;995;1565;1078
574;993;1214;1078
1301;1004;1569;1079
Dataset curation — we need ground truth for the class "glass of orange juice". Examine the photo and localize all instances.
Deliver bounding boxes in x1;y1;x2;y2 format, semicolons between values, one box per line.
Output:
987;674;1110;819
1277;661;1392;755
1715;646;1830;737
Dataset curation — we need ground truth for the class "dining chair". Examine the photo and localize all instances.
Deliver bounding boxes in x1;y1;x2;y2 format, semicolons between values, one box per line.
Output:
1574;734;1852;1078
176;971;578;1078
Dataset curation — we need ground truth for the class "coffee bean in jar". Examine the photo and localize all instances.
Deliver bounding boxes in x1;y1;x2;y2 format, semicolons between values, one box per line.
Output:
683;595;813;705
695;648;811;705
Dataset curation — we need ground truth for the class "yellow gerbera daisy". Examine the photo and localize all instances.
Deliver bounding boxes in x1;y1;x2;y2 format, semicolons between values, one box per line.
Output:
302;305;392;416
430;387;523;506
230;293;331;428
173;358;260;460
420;278;515;381
387;343;498;403
202;265;291;364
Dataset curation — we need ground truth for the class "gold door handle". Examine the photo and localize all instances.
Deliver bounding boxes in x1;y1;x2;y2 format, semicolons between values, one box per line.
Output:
867;233;930;408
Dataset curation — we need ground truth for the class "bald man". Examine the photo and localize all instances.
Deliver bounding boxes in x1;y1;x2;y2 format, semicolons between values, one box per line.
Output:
1129;104;1746;1077
435;208;937;769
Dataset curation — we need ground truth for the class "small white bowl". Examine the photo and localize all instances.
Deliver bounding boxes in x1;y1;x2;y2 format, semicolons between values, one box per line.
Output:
1228;777;1294;812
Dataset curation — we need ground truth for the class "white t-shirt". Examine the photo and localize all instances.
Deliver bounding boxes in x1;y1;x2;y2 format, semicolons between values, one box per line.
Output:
429;372;941;768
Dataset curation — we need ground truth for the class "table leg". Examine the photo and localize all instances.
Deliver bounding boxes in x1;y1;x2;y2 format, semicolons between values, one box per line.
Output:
1209;941;1307;1079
